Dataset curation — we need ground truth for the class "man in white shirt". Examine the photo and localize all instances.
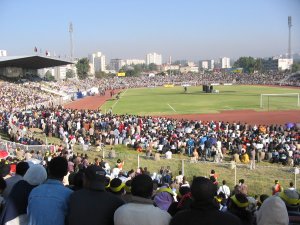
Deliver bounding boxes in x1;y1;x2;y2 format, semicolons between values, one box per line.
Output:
217;180;231;199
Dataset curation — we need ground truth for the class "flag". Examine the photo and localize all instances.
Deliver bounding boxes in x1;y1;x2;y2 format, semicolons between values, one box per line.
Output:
34;46;37;52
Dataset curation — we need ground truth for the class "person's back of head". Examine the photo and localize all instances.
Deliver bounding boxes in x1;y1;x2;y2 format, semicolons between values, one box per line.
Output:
48;157;68;180
131;174;153;199
257;196;288;225
222;180;226;185
23;164;47;186
109;178;124;195
16;161;29;176
191;177;217;203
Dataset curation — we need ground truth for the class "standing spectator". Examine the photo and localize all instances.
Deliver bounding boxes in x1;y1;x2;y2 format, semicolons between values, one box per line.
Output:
217;180;231;199
2;162;29;199
272;180;283;195
170;177;242;225
114;174;171;225
249;144;256;170
68;165;124;225
27;157;72;225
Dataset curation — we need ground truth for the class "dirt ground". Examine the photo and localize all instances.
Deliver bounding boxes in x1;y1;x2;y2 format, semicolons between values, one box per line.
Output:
64;90;300;125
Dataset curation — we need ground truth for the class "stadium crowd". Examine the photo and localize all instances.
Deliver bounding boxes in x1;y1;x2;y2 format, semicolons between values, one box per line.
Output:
0;154;300;225
0;71;299;225
1;71;299;112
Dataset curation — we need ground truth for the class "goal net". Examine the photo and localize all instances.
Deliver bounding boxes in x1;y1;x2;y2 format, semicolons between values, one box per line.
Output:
260;93;300;109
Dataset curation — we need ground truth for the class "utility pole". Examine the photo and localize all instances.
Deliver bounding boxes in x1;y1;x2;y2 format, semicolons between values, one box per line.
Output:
69;22;74;62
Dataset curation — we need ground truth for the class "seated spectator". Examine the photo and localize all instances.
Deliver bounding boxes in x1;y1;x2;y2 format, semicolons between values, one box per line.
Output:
109;178;125;197
256;195;288;225
0;177;6;213
227;193;254;225
2;161;29;200
1;164;47;225
114;174;171;225
168;186;192;216
170;177;242;225
68;165;124;225
153;186;174;211
27;157;73;225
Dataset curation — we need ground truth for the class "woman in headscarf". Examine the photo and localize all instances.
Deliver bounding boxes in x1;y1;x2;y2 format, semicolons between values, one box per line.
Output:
153;186;174;211
0;164;47;225
256;195;288;225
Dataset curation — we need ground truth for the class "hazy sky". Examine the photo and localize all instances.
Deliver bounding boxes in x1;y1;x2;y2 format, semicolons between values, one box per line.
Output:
0;0;299;61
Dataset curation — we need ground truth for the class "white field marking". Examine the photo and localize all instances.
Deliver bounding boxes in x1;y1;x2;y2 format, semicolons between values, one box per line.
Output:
223;105;233;110
167;103;176;112
111;88;128;109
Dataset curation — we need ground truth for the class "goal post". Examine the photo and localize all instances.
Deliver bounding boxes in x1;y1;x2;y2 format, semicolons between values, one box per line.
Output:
260;93;300;108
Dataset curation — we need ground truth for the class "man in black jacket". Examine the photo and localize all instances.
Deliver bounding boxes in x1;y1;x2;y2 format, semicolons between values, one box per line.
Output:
68;165;124;225
170;177;242;225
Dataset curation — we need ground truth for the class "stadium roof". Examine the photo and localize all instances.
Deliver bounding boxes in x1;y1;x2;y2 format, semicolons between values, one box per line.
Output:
0;55;73;69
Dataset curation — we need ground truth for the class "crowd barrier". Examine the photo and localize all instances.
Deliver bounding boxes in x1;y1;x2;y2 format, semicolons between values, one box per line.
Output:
0;139;55;158
93;146;300;196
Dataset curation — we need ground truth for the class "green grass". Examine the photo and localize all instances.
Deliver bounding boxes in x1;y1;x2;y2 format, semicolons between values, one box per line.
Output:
3;131;299;196
101;85;300;115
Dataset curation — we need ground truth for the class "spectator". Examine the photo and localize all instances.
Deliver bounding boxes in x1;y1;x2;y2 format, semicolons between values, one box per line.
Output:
109;178;125;197
68;165;124;225
256;195;289;225
114;174;171;225
2;162;29;199
27;157;72;225
1;164;47;225
227;193;254;225
217;180;231;199
153;186;174;211
272;180;283;195
0;177;6;213
170;177;242;225
288;181;295;191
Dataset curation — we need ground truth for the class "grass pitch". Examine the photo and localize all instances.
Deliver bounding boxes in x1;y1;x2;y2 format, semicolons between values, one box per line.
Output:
101;85;300;115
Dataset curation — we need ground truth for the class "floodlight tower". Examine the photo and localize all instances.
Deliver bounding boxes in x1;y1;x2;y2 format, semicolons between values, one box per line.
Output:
69;22;74;61
288;16;292;59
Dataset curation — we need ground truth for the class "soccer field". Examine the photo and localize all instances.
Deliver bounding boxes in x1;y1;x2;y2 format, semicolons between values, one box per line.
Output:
100;85;300;115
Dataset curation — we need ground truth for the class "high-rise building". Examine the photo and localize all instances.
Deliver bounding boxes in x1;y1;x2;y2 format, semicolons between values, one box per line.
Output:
208;60;214;70
146;52;162;65
125;59;145;65
88;52;106;73
110;59;125;72
220;57;231;68
200;61;209;70
262;57;293;71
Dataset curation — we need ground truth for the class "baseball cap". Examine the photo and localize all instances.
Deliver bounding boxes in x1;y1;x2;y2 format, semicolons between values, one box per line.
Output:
84;165;106;183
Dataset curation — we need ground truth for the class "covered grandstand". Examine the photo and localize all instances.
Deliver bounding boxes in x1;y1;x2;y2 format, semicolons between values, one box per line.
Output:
0;55;72;79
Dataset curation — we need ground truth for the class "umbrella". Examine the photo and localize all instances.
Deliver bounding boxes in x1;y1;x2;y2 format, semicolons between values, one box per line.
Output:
286;122;295;129
0;150;9;159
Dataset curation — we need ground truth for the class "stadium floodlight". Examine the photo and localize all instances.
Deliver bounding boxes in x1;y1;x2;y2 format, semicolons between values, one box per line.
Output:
260;93;300;108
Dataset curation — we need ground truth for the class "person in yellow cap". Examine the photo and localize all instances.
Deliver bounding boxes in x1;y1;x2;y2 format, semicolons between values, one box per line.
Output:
109;178;125;197
227;193;254;225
